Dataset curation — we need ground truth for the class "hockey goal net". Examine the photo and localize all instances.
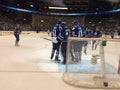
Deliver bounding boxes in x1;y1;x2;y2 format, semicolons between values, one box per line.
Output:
65;37;120;76
63;37;120;88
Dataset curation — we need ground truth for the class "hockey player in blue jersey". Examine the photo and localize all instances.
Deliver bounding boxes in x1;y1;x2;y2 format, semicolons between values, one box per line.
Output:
14;24;22;46
50;19;63;62
60;22;71;64
91;28;102;50
71;20;84;37
70;20;85;63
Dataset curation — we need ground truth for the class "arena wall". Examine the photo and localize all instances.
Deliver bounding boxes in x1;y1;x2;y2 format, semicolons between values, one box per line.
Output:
0;31;36;36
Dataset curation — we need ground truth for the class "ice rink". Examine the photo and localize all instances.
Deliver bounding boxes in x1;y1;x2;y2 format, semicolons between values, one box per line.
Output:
0;32;120;90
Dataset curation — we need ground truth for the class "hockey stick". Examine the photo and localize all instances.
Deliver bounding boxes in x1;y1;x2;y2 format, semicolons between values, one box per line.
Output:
40;37;52;41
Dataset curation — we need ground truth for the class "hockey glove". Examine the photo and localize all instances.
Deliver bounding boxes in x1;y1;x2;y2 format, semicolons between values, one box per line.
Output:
52;37;58;43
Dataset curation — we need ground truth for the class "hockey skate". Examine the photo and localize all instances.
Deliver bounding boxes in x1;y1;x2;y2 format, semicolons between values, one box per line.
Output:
50;54;54;62
50;54;54;59
55;56;61;63
15;41;20;46
84;49;87;54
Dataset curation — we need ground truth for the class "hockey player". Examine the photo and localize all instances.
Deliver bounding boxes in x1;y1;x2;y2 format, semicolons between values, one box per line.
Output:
91;28;101;50
83;27;89;54
50;19;63;62
14;24;22;46
70;20;85;63
110;31;114;39
60;22;71;64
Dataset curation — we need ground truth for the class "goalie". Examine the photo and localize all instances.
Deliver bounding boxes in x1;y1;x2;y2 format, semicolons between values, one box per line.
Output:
70;20;86;63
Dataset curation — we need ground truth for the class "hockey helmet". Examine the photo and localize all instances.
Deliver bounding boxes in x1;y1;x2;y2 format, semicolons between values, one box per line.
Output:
57;19;62;24
72;20;79;25
61;22;66;26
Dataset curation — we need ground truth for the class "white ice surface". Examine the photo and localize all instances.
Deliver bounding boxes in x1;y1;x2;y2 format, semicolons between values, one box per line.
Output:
0;33;120;90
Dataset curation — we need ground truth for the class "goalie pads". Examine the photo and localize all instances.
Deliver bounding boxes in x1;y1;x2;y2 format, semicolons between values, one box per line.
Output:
52;37;58;43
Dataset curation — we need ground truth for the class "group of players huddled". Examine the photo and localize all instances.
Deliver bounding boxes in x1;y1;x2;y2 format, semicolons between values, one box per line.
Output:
50;19;102;64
